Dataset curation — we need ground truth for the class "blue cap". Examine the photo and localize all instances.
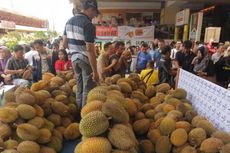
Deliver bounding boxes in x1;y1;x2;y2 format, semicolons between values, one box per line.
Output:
83;0;99;14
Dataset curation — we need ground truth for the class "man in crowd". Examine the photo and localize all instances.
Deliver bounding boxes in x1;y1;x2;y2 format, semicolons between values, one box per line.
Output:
158;45;175;86
97;42;113;81
0;46;11;83
24;42;39;66
150;39;164;69
109;41;126;76
63;0;99;109
176;40;196;72
50;42;60;75
171;40;182;60
211;43;225;64
33;39;51;81
140;60;159;86
136;43;151;73
5;45;32;87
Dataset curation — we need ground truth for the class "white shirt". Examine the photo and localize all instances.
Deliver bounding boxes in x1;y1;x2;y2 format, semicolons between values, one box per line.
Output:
24;50;39;66
211;52;222;64
171;48;179;60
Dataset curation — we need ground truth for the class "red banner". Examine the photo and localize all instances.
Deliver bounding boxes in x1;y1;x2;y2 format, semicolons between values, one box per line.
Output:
96;26;118;38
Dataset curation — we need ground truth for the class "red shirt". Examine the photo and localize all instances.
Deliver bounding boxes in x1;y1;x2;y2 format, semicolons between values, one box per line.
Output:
55;60;65;71
66;60;72;70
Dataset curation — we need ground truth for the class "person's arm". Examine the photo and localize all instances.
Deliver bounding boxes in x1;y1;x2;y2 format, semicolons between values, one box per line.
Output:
84;23;99;82
63;35;68;49
4;60;24;75
114;55;125;71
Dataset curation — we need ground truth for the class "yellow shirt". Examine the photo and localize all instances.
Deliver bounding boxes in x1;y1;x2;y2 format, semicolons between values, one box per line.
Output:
140;68;159;86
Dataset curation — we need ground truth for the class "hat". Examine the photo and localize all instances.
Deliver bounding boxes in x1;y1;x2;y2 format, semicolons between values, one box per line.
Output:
83;0;99;14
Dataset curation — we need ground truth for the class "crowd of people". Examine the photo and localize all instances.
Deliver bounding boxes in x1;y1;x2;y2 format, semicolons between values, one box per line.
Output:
0;38;73;87
97;39;230;89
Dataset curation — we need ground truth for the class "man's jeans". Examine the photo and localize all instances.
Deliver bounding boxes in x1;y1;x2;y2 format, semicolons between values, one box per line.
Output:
73;59;96;110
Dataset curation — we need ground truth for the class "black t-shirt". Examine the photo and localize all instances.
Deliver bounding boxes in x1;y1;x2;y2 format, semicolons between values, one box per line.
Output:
109;54;126;77
176;51;196;72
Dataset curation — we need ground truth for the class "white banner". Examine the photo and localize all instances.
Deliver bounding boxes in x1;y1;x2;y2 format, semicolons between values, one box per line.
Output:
178;69;230;133
118;26;155;40
175;9;190;26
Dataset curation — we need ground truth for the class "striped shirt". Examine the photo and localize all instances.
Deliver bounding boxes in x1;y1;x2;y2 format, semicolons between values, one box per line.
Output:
64;13;96;63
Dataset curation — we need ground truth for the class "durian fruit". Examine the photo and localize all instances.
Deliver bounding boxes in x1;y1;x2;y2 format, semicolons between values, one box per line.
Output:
27;117;45;129
108;126;134;150
111;74;122;84
189;128;207;147
172;88;187;99
51;102;69;116
131;91;148;103
47;136;63;152
212;131;230;144
17;141;40;153
125;99;138;117
4;139;18;149
43;118;55;132
155;136;172;153
15;92;36;105
191;115;206;127
16;123;39;141
133;119;151;135
64;123;81;140
170;128;188;147
55;95;69;104
165;98;181;107
159;117;176;136
167;110;183;121
140;140;155;153
34;105;44;117
117;81;132;93
51;76;65;86
102;101;129;123
134;112;146;121
47;114;61;126
79;111;109;137
147;129;161;144
156;83;170;93
176;121;192;133
81;100;103;118
34;90;51;105
108;84;121;91
87;93;107;103
172;143;190;153
200;138;224;153
42;72;55;81
3;91;15;104
154;112;166;121
1;149;19;153
196;120;216;136
181;146;197;153
16;104;36;120
145;109;156;119
37;128;52;144
220;143;230;153
145;86;156;98
0;108;18;123
163;104;175;113
61;117;72;128
40;146;56;153
53;129;63;142
52;90;67;97
75;137;112;153
185;110;197;122
112;150;129;153
0;123;12;139
69;78;76;87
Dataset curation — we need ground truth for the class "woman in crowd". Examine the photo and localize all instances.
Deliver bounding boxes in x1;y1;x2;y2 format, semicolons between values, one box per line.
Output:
55;50;71;75
0;46;12;83
192;46;210;74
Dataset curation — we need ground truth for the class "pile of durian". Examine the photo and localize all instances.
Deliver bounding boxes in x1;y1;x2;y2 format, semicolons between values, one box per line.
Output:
0;72;80;153
75;73;230;153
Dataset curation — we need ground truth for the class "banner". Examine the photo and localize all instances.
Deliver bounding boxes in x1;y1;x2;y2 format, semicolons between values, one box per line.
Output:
189;12;203;42
204;27;221;43
118;26;155;40
175;9;190;26
178;69;230;133
96;26;118;39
